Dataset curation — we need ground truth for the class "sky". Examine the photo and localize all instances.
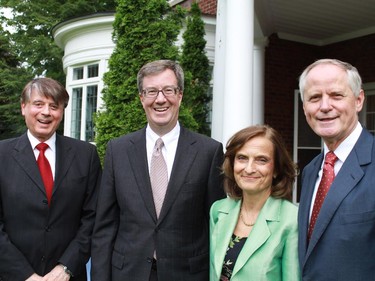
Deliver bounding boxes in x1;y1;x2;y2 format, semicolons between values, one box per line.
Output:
1;7;14;32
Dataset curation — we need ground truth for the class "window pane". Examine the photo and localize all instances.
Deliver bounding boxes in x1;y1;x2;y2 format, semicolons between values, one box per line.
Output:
297;98;321;147
366;113;375;134
366;95;375;135
71;88;82;139
73;67;83;80
87;64;99;78
86;85;98;142
295;94;322;203
296;148;321;202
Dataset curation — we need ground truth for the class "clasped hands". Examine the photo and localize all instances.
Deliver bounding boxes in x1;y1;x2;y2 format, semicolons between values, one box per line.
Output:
25;265;70;281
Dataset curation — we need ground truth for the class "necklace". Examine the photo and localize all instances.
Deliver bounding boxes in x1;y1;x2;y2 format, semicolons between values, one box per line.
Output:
240;212;255;227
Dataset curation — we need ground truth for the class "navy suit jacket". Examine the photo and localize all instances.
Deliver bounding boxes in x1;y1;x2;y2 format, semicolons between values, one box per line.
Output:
0;133;102;281
91;126;224;281
298;129;375;281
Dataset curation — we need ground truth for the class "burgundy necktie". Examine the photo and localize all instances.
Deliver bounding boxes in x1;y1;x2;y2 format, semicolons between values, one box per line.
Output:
308;151;338;240
150;138;168;217
36;143;54;206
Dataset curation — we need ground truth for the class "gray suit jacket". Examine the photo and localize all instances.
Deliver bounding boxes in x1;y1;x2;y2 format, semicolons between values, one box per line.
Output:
91;126;225;281
0;133;102;281
298;129;375;281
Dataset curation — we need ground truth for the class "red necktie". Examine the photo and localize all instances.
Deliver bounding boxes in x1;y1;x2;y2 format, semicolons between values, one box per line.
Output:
308;151;338;240
36;143;54;206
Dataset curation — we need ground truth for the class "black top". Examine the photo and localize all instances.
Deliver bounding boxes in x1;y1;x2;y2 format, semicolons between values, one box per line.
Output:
220;234;247;280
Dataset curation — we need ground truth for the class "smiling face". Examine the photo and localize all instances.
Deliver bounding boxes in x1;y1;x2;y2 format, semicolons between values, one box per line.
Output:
233;136;275;199
21;89;64;142
302;63;364;151
139;69;183;136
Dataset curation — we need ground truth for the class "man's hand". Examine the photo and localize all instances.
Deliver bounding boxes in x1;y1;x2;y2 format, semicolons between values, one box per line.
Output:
41;265;70;281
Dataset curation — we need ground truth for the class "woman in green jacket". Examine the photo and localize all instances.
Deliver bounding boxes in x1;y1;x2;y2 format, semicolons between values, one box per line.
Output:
210;125;301;281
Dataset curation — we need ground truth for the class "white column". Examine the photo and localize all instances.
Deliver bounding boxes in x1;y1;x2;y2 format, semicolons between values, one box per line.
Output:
252;38;268;125
64;67;72;137
221;0;254;145
211;0;226;142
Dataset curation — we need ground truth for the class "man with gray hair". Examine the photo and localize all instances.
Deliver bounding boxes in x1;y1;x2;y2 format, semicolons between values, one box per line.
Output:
298;59;375;280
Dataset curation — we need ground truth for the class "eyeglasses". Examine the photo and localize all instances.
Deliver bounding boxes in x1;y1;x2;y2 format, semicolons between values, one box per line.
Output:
141;86;180;99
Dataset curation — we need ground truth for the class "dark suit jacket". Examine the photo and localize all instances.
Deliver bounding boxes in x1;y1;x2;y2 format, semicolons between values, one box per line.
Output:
91;126;225;281
298;129;375;281
0;133;101;281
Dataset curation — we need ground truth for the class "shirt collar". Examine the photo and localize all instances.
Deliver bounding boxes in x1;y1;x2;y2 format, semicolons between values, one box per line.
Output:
146;122;180;150
27;130;56;152
323;121;362;163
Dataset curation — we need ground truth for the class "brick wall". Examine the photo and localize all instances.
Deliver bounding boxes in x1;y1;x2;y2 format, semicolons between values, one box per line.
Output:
323;34;375;83
198;0;217;15
264;34;319;152
176;0;217;15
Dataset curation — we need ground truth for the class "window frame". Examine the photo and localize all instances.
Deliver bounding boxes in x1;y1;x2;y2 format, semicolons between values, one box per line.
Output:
65;62;102;142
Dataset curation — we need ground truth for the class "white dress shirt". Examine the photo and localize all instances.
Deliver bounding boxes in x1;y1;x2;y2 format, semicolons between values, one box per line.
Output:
309;122;362;220
28;130;56;180
146;122;180;180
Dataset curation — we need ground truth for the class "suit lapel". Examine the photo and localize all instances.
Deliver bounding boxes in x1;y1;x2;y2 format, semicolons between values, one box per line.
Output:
232;197;279;277
212;200;241;278
127;129;158;222
54;135;74;195
12;133;46;195
299;153;323;261
305;130;372;262
157;127;197;223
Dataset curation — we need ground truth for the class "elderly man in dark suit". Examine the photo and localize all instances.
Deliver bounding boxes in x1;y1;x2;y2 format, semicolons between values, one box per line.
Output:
0;78;102;281
298;59;375;280
91;60;225;281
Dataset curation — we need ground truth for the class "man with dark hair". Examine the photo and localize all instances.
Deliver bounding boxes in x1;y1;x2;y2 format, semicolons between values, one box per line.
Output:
91;60;224;281
0;77;102;281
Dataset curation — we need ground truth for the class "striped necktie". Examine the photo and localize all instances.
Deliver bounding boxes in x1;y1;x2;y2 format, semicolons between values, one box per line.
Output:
150;138;168;217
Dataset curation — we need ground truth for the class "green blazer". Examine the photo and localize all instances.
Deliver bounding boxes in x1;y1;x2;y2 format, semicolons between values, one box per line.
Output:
210;196;301;281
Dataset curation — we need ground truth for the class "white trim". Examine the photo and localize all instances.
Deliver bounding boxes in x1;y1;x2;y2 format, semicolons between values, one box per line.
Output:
168;0;185;6
361;82;375;134
293;90;299;204
65;63;102;140
53;14;115;48
279;25;375;46
363;82;375;90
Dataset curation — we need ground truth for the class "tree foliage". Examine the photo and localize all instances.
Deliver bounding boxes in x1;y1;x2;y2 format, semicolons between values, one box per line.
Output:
180;2;212;136
0;27;31;139
0;0;116;83
0;0;116;139
94;0;198;159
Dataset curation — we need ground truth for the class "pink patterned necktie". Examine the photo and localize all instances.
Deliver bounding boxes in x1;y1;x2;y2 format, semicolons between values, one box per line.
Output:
150;138;168;217
36;143;54;206
308;151;338;240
